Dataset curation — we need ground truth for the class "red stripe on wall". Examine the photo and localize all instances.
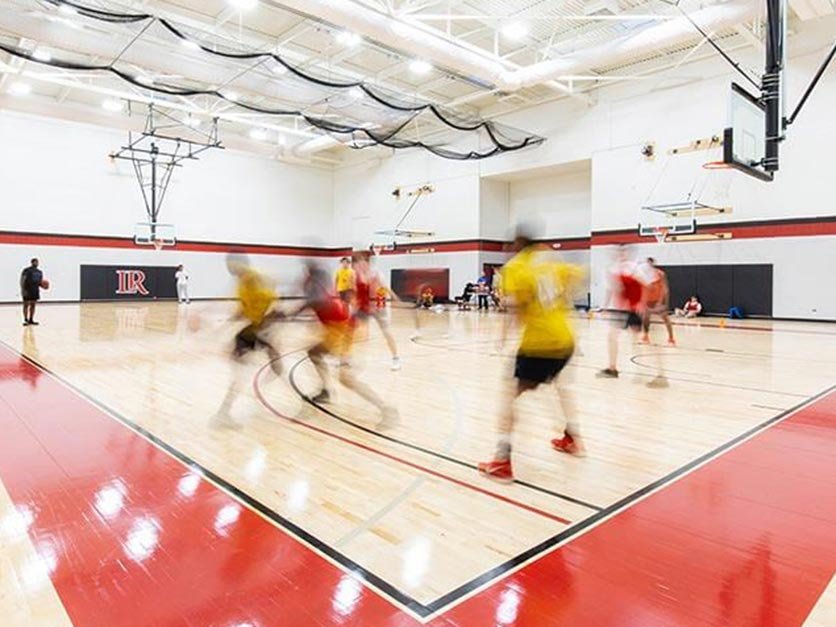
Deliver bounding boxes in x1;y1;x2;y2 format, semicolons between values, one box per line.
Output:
1;217;834;258
0;231;351;257
591;217;836;246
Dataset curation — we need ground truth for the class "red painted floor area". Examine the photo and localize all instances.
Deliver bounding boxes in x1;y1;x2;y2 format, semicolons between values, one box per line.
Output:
0;345;834;626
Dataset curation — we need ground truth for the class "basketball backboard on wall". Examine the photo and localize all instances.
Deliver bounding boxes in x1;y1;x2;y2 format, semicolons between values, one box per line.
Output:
723;83;773;182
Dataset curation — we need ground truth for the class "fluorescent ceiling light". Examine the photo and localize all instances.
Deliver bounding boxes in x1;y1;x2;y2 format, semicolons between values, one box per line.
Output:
183;115;201;127
249;128;268;141
228;0;258;9
32;49;52;63
224;90;239;102
336;31;362;47
102;98;123;112
348;86;363;99
272;64;288;75
181;39;201;51
58;4;78;15
278;135;286;146
409;59;432;75
137;75;155;86
501;22;529;41
9;82;32;96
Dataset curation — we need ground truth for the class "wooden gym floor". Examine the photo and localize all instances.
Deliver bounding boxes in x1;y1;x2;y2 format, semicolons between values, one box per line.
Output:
0;301;834;626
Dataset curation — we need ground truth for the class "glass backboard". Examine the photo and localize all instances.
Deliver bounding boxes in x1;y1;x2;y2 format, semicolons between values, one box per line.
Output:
723;82;773;181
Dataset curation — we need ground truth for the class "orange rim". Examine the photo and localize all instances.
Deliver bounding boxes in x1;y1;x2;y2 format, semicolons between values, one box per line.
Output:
703;160;732;170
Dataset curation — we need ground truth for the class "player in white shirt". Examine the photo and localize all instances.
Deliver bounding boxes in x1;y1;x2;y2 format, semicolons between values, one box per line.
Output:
175;265;190;304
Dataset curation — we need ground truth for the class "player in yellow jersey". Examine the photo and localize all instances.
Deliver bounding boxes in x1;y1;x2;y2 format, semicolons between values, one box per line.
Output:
479;223;586;482
335;257;354;304
213;253;282;426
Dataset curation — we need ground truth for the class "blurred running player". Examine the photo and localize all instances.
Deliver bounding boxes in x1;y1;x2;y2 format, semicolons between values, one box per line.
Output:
291;259;398;427
639;257;675;346
597;246;643;378
214;253;282;425
479;222;586;483
352;250;401;370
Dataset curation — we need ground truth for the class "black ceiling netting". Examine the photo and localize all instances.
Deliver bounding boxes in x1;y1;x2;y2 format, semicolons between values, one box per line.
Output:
0;0;546;159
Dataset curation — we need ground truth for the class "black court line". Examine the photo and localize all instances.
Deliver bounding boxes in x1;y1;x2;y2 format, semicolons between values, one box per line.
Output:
286;357;603;512
0;342;430;620
422;381;836;615
7;337;834;621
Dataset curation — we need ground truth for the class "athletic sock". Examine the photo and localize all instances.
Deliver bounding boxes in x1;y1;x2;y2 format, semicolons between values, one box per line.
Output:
494;437;511;461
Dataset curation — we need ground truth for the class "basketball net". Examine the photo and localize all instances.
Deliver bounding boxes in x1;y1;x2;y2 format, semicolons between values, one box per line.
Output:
653;226;669;244
152;239;164;251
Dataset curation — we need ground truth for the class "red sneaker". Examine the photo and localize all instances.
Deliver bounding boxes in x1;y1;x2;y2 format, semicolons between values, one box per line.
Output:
552;435;587;457
478;459;514;483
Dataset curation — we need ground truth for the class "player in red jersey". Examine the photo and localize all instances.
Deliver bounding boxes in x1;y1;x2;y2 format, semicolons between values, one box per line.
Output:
351;250;401;371
289;260;398;427
639;257;675;346
598;246;644;378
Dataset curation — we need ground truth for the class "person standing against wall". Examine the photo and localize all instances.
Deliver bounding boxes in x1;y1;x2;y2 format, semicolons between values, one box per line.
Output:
20;258;44;326
175;264;190;304
477;274;491;311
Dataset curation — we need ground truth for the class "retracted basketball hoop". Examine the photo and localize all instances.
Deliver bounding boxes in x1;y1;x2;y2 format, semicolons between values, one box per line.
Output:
702;160;733;170
652;226;669;244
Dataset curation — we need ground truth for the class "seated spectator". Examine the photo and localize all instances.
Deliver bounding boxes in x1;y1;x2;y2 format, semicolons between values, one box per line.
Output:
675;295;702;318
417;285;434;309
455;283;475;310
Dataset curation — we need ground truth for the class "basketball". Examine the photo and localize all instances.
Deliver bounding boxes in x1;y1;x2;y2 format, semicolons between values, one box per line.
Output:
40;279;50;290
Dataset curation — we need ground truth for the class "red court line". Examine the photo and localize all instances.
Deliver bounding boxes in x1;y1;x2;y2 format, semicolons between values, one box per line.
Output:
252;363;573;525
1;343;834;626
0;346;419;626
437;388;836;625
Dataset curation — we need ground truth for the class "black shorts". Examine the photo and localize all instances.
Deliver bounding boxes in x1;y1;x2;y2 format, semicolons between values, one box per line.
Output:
234;324;271;356
514;354;572;385
22;289;39;302
612;310;642;330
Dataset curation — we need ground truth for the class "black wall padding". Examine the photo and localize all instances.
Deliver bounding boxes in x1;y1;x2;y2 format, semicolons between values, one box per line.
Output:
661;264;773;316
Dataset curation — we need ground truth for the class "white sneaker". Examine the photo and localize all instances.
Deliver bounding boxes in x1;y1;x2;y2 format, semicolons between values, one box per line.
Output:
378;405;400;429
409;332;420;340
210;412;241;430
391;357;401;371
646;375;669;389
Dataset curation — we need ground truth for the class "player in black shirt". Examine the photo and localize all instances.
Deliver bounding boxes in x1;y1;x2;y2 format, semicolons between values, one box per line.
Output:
20;258;43;326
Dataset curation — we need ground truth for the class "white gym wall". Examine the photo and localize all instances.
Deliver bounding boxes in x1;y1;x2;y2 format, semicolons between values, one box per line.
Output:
1;36;834;317
0;110;336;301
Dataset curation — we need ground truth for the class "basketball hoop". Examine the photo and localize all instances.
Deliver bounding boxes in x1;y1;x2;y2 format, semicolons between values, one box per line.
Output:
653;226;669;244
702;160;732;170
152;239;165;251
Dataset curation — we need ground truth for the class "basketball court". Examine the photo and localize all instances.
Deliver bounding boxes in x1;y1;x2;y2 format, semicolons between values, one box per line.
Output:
0;1;835;625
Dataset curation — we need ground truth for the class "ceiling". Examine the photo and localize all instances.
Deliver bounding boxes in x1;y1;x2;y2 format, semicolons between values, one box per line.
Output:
0;0;833;166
